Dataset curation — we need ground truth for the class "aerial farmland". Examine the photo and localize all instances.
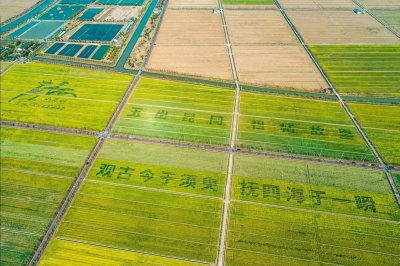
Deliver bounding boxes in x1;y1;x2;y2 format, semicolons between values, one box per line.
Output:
0;0;399;265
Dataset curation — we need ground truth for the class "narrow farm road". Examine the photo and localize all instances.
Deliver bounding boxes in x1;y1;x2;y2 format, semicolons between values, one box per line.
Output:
216;0;241;265
273;0;400;206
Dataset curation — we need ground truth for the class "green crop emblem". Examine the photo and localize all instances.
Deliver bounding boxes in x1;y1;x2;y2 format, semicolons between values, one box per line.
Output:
8;80;77;103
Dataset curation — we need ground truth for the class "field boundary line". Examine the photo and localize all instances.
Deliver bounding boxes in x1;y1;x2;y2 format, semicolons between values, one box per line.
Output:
27;1;169;263
2;120;384;171
87;179;222;200
216;0;242;264
1;121;98;137
0;59;19;75
351;0;400;38
234;199;400;224
56;237;210;265
273;0;400;207
1;168;72;180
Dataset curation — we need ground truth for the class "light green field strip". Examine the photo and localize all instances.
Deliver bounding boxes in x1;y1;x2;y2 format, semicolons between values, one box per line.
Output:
1;62;132;131
232;154;400;221
113;77;235;146
371;9;400;33
238;91;375;161
43;181;223;263
348;102;400;166
0;127;96;265
1;61;12;71
87;139;228;197
310;45;400;98
226;202;400;266
40;239;205;266
223;0;275;5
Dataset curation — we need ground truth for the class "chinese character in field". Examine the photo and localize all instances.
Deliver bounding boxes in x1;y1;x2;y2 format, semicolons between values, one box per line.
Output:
9;80;77;103
96;163;116;178
263;184;280;200
280;123;295;133
310;125;325;135
128;107;143;117
202;177;218;192
339;128;354;139
179;174;197;188
355;196;377;212
209;115;224;126
155;110;168;119
286;187;305;203
182;112;196;123
252;120;265;130
311;190;326;205
240;181;259;197
140;169;154;182
117;166;134;179
160;171;175;185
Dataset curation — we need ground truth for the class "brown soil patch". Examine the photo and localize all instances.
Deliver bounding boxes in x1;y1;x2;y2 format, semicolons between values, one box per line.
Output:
233;45;328;91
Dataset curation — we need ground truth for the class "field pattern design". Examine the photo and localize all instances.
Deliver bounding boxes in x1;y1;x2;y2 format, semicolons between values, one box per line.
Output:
1;62;132;131
41;139;226;264
114;77;235;145
0;128;95;265
238;92;375;161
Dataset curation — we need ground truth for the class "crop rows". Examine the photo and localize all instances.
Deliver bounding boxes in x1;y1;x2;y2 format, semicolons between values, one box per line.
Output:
1;62;132;131
0;127;95;265
226;202;400;266
41;139;227;264
238;91;375;161
113;77;235;146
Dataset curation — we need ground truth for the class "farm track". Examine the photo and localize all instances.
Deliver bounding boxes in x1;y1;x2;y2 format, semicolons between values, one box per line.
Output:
26;1;169;264
2;121;394;172
216;0;241;265
352;0;400;39
273;0;400;207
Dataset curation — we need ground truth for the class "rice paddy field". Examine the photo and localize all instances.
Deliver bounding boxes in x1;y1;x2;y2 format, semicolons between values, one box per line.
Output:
227;154;400;265
0;127;96;265
310;45;400;98
237;91;375;161
348;102;400;166
232;154;398;219
40;138;224;264
88;139;229;196
0;62;132;131
113;77;235;145
226;202;400;266
2;0;400;264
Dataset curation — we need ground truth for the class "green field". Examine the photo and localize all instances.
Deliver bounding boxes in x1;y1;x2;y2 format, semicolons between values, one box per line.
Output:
44;182;222;263
394;172;400;191
222;0;275;4
348;102;400;166
113;77;235;145
1;62;132;131
87;138;229;197
372;10;400;33
232;153;399;220
40;239;204;266
41;139;225;264
0;127;96;265
238;91;375;161
310;45;400;98
1;61;12;71
227;202;400;266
